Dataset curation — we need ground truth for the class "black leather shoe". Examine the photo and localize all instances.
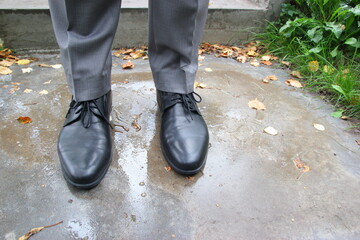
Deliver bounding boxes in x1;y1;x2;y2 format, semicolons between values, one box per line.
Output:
58;91;113;189
157;90;209;175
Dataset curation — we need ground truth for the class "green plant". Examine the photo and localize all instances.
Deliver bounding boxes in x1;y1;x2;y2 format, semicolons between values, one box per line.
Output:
257;0;360;118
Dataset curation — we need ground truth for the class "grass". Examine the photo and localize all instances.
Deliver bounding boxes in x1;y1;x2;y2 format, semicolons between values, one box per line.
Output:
256;0;360;119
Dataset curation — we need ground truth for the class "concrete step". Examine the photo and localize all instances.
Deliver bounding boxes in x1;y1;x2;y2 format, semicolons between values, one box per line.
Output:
0;0;284;51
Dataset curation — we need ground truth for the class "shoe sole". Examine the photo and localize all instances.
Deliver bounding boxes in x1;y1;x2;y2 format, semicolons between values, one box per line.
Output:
59;151;113;190
161;145;207;176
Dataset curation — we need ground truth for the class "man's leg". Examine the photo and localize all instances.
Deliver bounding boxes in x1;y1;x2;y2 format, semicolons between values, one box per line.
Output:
49;0;121;188
149;0;210;175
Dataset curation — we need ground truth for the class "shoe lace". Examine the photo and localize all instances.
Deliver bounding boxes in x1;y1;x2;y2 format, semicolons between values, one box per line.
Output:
66;99;112;128
170;92;202;120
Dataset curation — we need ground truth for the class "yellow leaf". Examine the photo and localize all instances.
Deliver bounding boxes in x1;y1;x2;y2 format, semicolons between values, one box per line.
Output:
248;98;266;110
17;59;31;65
0;66;12;75
194;81;207;89
39;90;49;95
205;68;213;72
24;89;33;93
308;61;319;72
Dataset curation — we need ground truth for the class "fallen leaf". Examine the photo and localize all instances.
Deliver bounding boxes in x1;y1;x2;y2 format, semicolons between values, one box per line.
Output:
250;60;260;67
194;81;207;89
308;61;319;72
18;221;63;240
236;55;247;63
39;90;49;95
0;60;13;67
142;55;149;60
17;59;31;65
164;166;172;172
205;68;213;72
341;115;349;120
131;113;142;132
51;64;62;69
122;61;134;69
285;79;303;88
261;55;271;61
263;126;278;135
38;63;52;68
198;55;205;61
0;66;12;75
264;75;278;81
43;80;52;84
24;89;33;93
355;140;360;145
17;116;32;124
261;60;272;66
313;123;325;131
186;176;195;181
22;67;33;73
293;158;310;179
247;50;257;57
248;98;266;110
8;85;20;94
281;61;291;67
290;71;303;79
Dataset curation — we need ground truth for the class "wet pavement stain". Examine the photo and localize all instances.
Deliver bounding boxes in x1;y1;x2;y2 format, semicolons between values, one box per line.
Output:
0;54;360;239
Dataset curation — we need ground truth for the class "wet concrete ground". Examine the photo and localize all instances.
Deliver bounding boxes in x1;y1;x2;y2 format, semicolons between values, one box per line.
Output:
1;53;360;240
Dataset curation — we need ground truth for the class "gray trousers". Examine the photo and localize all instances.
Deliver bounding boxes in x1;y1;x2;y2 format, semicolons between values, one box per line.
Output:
48;0;209;102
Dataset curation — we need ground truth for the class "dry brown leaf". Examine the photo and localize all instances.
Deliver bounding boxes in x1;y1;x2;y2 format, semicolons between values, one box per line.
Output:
186;176;195;181
122;55;132;60
17;59;31;65
261;60;273;66
293;158;310;179
122;61;134;69
250;60;260;67
17;116;32;124
38;63;52;68
265;75;278;81
263;126;278;135
130;52;143;59
236;56;247;63
18;221;63;240
285;79;303;88
313;123;325;131
0;66;12;75
308;61;319;72
290;71;303;78
164;166;172;172
142;55;149;60
8;85;20;94
0;60;13;67
248;98;266;110
194;81;207;89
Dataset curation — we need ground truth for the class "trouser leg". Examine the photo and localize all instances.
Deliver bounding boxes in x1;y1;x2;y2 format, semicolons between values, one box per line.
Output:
48;0;122;101
148;0;209;94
